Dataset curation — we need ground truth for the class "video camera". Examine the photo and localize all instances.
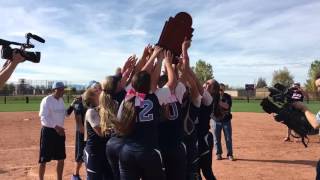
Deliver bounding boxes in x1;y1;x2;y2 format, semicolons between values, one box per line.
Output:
0;33;45;63
260;83;313;147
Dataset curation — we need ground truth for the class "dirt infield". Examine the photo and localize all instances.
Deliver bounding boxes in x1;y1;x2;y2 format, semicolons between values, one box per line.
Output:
0;112;319;180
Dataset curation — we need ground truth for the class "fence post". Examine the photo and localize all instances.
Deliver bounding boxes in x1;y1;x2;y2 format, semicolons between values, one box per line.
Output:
4;96;6;104
26;96;29;104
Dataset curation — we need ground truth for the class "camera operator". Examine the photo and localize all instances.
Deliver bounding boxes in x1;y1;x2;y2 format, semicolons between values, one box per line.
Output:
293;73;320;179
0;50;25;88
283;82;305;142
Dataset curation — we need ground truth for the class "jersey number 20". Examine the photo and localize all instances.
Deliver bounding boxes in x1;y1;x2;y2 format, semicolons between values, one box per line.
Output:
139;100;154;122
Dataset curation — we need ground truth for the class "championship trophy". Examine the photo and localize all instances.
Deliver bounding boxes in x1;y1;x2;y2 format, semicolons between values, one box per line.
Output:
157;12;194;64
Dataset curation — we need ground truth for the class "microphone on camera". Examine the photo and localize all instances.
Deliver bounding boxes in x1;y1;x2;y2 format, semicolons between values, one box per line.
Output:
26;33;45;43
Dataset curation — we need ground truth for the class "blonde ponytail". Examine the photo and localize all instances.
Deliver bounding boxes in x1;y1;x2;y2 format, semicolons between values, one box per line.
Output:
114;97;136;136
99;90;117;137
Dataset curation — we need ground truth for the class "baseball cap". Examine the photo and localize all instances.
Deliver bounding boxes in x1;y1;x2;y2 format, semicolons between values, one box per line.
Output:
86;80;98;89
52;81;65;89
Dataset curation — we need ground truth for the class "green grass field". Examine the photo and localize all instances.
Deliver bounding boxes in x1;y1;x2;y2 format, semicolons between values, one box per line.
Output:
232;99;320;113
0;96;74;112
0;96;319;113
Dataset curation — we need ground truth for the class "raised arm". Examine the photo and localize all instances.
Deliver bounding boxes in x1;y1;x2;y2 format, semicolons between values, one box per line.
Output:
141;46;162;74
0;51;25;88
181;39;204;95
121;55;136;75
120;55;137;89
185;71;201;106
164;50;177;92
179;52;201;105
150;51;164;93
134;44;152;73
293;102;320;129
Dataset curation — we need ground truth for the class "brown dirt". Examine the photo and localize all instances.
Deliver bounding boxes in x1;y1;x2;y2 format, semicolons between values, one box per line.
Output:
0;112;319;180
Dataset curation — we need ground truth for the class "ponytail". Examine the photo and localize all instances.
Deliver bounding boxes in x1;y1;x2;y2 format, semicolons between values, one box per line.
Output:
99;91;117;137
114;97;136;136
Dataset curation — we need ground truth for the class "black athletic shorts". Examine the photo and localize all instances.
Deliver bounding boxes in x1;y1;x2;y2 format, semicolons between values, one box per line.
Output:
75;130;85;162
39;126;66;163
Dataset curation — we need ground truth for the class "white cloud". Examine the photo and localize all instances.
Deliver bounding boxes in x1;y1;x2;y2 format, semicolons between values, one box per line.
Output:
1;0;319;87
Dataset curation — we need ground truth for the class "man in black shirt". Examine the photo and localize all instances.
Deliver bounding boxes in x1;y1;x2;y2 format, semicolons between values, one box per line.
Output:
212;83;234;161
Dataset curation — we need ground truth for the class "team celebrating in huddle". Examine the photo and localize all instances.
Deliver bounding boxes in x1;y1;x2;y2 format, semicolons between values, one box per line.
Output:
38;39;235;180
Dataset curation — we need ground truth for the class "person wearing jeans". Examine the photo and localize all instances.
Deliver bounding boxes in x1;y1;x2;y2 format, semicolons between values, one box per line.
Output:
213;120;233;160
212;83;234;161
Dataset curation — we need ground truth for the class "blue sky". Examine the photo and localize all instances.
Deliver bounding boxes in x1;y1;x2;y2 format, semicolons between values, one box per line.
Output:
1;0;319;87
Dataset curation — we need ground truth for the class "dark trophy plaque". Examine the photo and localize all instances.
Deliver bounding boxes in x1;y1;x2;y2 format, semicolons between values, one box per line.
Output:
157;12;194;64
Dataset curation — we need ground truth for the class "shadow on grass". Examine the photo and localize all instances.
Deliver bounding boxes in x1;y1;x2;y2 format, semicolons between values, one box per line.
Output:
236;158;318;167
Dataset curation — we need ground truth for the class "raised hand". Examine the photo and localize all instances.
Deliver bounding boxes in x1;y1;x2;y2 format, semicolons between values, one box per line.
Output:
122;55;137;74
142;44;153;59
152;46;163;57
182;38;191;52
176;61;185;73
157;50;165;61
182;39;191;66
147;45;154;56
11;50;25;64
164;50;173;64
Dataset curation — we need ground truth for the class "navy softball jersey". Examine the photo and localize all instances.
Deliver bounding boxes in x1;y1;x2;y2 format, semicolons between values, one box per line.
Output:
197;102;213;137
105;89;127;180
158;100;184;147
159;82;186;148
182;96;202;180
84;108;113;180
124;93;161;147
197;90;217;180
158;82;187;180
119;93;166;180
85;109;107;149
182;96;202;135
73;100;86;162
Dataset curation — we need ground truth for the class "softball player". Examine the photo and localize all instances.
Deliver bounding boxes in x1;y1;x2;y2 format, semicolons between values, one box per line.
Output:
118;72;169;180
102;76;130;180
198;79;220;180
179;39;204;180
104;55;138;180
83;88;113;180
117;47;172;180
181;88;201;180
158;55;187;180
71;81;101;180
71;96;86;180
